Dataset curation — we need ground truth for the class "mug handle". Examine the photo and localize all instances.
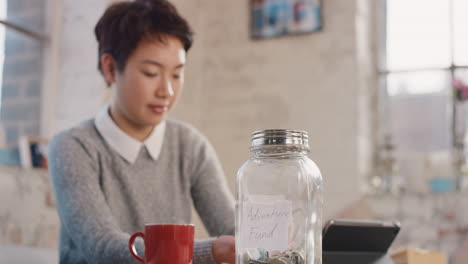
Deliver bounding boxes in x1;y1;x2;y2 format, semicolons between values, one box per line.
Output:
128;232;145;263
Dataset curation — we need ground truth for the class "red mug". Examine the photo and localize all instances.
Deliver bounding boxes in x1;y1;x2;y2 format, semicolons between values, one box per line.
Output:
128;224;195;264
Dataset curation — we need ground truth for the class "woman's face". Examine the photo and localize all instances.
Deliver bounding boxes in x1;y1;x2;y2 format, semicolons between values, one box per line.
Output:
111;35;186;130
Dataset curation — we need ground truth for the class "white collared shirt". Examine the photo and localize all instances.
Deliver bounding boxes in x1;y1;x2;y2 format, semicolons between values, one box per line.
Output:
94;106;166;164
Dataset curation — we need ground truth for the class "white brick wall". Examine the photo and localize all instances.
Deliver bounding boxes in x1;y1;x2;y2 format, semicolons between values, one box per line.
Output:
169;0;363;218
167;0;368;237
52;0;108;133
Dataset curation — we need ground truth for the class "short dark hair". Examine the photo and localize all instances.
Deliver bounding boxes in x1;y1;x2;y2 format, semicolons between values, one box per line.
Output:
94;0;193;74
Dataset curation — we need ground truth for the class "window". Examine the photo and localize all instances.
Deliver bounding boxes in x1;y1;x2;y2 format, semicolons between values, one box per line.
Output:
377;0;468;192
0;0;6;110
0;0;47;149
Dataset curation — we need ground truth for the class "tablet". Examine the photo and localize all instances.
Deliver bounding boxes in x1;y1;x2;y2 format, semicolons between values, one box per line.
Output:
323;219;400;253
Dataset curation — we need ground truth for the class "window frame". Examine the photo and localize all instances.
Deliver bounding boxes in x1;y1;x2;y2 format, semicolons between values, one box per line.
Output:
0;20;48;42
375;0;468;192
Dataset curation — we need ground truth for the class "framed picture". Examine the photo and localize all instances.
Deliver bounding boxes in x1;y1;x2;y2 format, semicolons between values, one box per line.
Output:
250;0;322;39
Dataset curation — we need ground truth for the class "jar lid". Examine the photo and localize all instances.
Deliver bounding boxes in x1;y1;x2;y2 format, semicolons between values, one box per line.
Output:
251;129;309;151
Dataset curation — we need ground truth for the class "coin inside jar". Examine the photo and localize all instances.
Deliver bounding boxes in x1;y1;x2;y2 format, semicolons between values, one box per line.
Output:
245;249;304;264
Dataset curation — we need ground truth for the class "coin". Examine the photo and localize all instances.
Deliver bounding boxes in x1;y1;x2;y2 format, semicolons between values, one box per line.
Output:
245;248;270;264
244;248;304;264
290;251;304;264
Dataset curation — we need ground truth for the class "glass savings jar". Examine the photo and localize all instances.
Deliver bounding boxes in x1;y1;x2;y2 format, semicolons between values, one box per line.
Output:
236;130;323;264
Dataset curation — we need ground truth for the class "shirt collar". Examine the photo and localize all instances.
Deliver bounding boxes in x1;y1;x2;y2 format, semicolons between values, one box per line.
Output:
94;106;166;164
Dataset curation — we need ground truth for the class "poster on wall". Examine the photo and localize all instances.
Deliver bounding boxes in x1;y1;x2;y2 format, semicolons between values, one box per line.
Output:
250;0;322;39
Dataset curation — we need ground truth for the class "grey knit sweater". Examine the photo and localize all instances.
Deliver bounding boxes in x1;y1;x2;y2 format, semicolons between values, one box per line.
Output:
48;119;235;264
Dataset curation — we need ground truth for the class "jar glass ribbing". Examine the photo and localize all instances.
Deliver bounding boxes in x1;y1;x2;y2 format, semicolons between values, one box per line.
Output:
235;130;323;264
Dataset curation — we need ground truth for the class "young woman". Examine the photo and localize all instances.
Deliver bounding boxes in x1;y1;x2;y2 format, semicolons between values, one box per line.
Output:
48;0;235;263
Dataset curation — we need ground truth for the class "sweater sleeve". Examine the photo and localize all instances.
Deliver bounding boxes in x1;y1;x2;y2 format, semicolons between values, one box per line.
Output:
189;130;236;263
49;132;144;263
194;238;217;263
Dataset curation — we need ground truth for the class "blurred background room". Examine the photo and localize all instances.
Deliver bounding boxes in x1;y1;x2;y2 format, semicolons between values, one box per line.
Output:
0;0;467;263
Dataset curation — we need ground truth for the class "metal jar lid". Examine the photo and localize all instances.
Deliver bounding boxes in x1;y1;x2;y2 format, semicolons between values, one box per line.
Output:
250;129;309;151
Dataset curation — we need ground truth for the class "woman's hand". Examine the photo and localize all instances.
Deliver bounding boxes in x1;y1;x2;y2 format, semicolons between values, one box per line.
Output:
212;235;235;264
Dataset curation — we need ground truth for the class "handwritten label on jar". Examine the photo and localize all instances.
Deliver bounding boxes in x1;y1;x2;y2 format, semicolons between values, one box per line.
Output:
241;197;292;251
